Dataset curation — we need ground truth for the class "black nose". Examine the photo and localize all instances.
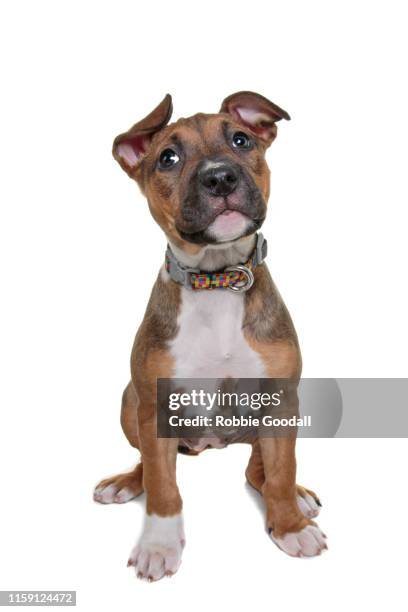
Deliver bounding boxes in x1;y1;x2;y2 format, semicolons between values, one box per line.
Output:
199;164;239;197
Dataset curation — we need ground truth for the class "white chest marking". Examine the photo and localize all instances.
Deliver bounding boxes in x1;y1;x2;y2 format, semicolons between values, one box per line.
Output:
170;288;266;378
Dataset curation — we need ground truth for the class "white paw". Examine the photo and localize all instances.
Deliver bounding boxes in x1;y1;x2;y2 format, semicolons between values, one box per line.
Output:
297;493;320;518
270;524;327;557
128;514;185;581
94;484;136;504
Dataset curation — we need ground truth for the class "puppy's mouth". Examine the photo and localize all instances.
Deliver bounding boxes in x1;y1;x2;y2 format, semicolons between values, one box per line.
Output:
178;192;265;245
179;209;264;244
203;209;259;243
179;206;263;244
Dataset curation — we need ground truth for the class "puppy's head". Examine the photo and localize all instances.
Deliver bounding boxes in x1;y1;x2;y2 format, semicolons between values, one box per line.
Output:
113;92;290;251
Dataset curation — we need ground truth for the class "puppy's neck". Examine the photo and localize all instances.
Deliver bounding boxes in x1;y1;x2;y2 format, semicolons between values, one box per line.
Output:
168;234;257;272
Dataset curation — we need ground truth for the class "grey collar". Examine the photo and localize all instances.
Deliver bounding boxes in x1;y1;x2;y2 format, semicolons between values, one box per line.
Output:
164;233;267;292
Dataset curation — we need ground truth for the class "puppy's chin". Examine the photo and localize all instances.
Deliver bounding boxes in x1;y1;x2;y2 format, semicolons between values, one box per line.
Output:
178;213;263;245
203;211;255;243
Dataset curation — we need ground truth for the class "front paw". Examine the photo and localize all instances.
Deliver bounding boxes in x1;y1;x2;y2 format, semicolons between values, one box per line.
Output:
270;523;327;557
128;514;185;581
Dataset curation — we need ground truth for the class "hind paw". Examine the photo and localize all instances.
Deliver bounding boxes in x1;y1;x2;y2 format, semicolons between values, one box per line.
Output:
94;468;143;504
296;485;321;518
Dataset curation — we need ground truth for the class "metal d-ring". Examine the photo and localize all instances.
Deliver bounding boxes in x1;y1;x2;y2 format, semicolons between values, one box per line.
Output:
225;265;254;292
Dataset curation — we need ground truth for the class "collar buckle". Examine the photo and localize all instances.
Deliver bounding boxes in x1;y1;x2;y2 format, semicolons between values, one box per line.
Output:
255;232;267;266
166;248;199;285
225;264;254;292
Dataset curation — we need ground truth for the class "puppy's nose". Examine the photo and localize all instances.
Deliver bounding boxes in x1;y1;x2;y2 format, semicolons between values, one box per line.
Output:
199;165;238;197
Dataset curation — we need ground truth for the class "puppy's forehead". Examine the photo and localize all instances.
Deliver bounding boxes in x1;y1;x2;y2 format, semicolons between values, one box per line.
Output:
152;113;227;151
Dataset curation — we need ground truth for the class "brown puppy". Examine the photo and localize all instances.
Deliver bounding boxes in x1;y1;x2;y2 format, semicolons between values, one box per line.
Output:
94;92;327;581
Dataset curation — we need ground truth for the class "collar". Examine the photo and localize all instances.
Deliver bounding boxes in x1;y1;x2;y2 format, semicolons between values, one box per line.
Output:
165;233;267;292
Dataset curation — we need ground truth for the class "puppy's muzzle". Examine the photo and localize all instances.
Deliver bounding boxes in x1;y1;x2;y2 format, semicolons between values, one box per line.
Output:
176;158;266;244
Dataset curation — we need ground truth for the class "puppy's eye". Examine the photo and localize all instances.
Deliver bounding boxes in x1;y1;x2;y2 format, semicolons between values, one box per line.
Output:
232;131;252;149
159;148;180;168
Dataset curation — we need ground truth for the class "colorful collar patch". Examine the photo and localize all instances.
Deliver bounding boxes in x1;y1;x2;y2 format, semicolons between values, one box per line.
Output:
164;233;267;292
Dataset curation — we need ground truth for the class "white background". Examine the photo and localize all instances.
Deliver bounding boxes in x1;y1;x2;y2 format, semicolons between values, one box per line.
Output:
0;0;407;609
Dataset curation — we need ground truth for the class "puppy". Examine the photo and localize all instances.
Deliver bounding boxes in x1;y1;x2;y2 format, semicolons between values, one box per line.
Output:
94;92;326;581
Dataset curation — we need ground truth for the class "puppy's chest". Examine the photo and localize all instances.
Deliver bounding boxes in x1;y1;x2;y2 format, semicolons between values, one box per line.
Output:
169;288;266;378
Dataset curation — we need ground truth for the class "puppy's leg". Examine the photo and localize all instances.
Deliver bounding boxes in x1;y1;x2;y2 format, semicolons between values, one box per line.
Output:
246;441;321;518
259;434;327;557
245;441;265;492
128;418;184;581
94;382;144;504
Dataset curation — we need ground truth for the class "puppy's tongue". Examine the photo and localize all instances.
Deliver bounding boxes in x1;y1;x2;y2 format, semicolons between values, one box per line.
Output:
207;210;250;242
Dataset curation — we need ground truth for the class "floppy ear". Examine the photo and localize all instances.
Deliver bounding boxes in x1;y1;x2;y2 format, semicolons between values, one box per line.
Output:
113;94;173;176
220;91;290;146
